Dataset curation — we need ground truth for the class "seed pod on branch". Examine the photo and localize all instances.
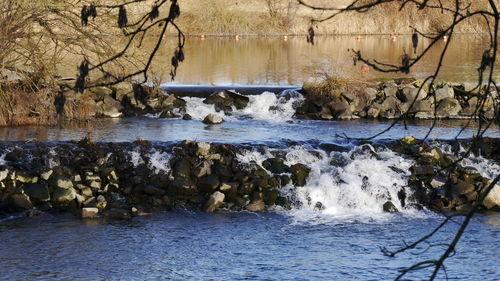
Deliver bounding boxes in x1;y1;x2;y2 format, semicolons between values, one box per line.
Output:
307;26;315;45
175;48;184;62
149;5;159;21
401;53;410;74
412;29;418;54
81;5;89;26
89;4;97;19
118;5;128;28
169;3;180;20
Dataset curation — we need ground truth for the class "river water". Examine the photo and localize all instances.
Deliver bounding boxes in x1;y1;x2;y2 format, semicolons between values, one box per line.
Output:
2;36;499;280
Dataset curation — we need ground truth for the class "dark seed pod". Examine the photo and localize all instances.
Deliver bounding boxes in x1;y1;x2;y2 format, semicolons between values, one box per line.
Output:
401;54;410;74
307;26;315;45
171;56;179;68
118;5;128;28
176;49;184;62
412;29;418;54
78;60;89;77
353;56;357;66
89;4;97;19
75;75;85;93
169;3;180;19
81;5;89;26
478;49;492;72
149;5;159;21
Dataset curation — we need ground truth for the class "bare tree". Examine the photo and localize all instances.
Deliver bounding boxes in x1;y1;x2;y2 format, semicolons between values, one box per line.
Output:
298;0;498;280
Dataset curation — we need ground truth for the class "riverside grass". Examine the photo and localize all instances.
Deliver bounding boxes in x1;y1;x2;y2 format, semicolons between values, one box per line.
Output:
175;0;490;36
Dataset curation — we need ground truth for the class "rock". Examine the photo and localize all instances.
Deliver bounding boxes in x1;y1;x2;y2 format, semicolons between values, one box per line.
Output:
52;177;74;190
9;193;33;209
182;113;192;120
52;188;76;203
290;164;311;187
384;86;399;98
40;170;53;181
81;207;99;218
99;96;123;118
204;191;225;212
96;195;107;209
245;199;265;212
198;174;220;193
203;114;224;124
410;165;434;176
436;98;462;117
204;90;250;110
408;100;433;113
23;183;50;202
327;101;350;118
366;106;381;118
106;208;131;219
383;201;399;213
435;85;454;102
319;106;333;120
16;172;38;183
193;161;212;178
173;158;191;178
483;184;500;210
262;158;290;174
159;110;179;118
430;176;446;189
196;142;211;157
143;185;165;195
452;180;475;195
0;168;9;181
398;86;427;103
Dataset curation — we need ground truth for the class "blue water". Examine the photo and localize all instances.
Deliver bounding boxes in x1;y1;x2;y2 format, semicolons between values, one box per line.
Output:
0;211;498;280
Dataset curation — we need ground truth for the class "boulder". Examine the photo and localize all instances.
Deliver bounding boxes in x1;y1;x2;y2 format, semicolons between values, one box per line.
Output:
408;100;433;113
98;96;123;118
452;180;475;195
204;90;250;110
245;199;265;212
204;191;225;212
81;207;99;218
410;165;434;176
483;184;500;210
0;168;9;181
203;114;224;124
398;86;427;103
52;188;76;204
290;164;311;186
23;183;50;202
384;86;399;98
383;201;399;213
435;85;454;102
9;193;33;209
198;174;220;193
327;101;350;117
262;158;290;174
436;98;462;117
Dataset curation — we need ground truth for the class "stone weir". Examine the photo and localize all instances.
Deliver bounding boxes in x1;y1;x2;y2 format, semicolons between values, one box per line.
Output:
0;138;498;219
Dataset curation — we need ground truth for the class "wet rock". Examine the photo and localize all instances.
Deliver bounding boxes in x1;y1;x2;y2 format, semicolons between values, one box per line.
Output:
40;170;53;181
290;164;311;187
430;176;446;189
51;176;74;190
204;191;225;213
23;183;50;202
410;165;434;176
106;208;131;219
452;180;475;195
193;161;212;178
52;188;76;204
383;201;399;213
198;174;220;193
262;158;290;174
245;199;265;212
173;158;191;178
0;168;9;181
204;90;250;110
98;96;123;118
196;142;211;157
9;193;33;209
81;207;99;218
327;101;350;118
483;184;500;210
143;185;165;195
96;195;107;209
203;114;224;124
159;110;179;118
182;113;192;120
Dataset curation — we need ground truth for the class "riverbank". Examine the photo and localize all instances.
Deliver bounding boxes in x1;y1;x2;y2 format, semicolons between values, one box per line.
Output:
176;0;489;35
0;138;498;219
1;77;497;127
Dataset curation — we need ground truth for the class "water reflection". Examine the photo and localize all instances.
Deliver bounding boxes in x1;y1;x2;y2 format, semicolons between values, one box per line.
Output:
164;34;497;85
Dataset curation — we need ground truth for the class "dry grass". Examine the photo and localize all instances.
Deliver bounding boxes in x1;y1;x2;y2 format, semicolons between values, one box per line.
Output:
302;76;370;104
174;0;490;35
0;82;58;126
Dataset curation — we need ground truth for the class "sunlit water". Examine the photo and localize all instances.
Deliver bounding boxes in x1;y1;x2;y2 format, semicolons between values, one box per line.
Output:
0;211;499;280
5;35;500;280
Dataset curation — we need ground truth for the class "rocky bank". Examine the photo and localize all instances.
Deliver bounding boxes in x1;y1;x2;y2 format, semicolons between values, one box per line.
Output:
0;137;498;219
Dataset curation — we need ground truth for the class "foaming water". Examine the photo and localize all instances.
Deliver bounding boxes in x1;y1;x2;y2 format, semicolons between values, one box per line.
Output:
237;144;421;223
184;91;303;122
